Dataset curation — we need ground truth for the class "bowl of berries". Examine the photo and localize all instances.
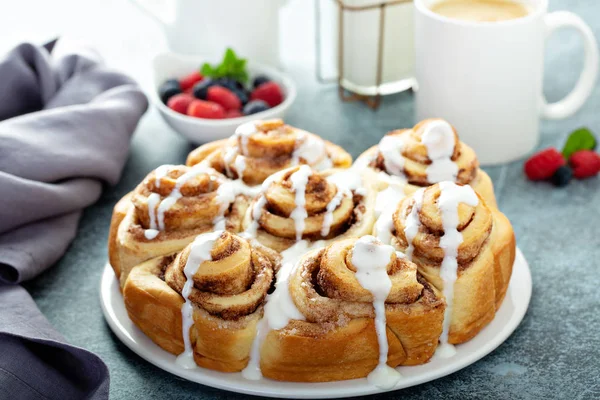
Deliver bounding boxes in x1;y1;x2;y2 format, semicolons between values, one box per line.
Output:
152;49;296;143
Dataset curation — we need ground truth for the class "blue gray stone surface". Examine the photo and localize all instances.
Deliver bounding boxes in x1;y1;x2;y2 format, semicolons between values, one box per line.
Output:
19;0;600;398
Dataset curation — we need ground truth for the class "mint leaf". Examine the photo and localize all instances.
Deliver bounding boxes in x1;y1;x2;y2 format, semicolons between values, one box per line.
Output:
200;48;249;83
562;127;597;159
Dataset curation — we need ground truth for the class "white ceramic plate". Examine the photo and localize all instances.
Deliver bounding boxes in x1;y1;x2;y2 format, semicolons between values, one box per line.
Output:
100;248;532;398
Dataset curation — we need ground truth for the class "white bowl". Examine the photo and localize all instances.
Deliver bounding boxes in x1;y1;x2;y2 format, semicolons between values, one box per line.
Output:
151;52;297;143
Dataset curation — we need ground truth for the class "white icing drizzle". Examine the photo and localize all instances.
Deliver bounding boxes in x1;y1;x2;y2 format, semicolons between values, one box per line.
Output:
403;188;426;261
234;155;246;180
422;120;459;183
244;170;286;237
374;184;406;245
289;165;313;241
379;135;405;176
351;236;401;389
144;193;161;240
154;164;172;188
175;230;223;369
435;181;479;358
223;146;238;177
320;170;366;237
242;240;324;380
234;121;258;156
291;131;333;170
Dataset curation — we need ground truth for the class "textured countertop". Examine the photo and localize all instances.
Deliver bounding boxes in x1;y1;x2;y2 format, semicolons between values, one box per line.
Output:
4;0;599;398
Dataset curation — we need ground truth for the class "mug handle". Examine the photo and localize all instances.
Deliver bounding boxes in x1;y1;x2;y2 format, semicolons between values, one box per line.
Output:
541;12;599;120
127;0;170;27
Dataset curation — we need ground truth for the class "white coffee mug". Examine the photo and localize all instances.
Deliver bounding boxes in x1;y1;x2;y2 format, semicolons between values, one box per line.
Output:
414;0;599;165
129;0;284;67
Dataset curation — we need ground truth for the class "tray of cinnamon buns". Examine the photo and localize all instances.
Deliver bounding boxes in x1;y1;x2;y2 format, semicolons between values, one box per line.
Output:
103;118;530;396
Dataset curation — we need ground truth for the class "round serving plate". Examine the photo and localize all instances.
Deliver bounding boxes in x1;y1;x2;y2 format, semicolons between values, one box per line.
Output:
100;248;532;398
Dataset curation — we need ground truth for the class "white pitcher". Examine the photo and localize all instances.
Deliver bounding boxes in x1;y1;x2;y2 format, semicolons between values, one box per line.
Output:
129;0;284;66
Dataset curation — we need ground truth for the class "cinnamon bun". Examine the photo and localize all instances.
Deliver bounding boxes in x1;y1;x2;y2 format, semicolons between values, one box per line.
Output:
187;119;352;186
356;119;497;208
108;164;249;287
376;182;515;347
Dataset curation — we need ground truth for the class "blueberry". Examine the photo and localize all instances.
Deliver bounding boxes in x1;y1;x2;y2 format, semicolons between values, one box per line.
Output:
159;79;182;103
253;75;271;88
192;79;217;100
217;77;245;91
243;100;270;115
552;166;573;187
232;88;249;105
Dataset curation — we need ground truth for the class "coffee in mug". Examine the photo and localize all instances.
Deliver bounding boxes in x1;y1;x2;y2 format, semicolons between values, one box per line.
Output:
415;0;599;165
430;0;529;22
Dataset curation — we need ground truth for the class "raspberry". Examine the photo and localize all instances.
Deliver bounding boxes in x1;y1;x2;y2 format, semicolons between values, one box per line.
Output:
569;150;600;179
226;109;243;119
207;86;242;111
167;93;194;114
250;81;284;107
524;147;565;181
187;100;226;119
179;71;204;91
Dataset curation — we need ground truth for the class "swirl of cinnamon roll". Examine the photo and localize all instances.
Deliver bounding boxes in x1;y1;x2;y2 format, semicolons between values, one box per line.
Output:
392;183;493;264
123;231;279;372
255;237;444;382
381;182;515;345
356;119;496;207
108;164;249;288
186;119;352;186
242;165;376;252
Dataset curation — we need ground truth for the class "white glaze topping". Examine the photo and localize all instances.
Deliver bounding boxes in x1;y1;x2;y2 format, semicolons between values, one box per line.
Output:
320;170;366;237
154;164;172;188
291;131;333;170
144;193;161;240
379;135;405;177
435;181;479;358
374;184;406;245
403;188;426;260
175;230;223;369
234;121;258;156
289;165;313;241
351;236;401;389
421;121;459;183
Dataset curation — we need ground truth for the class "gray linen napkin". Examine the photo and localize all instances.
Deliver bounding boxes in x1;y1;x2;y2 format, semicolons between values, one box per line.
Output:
0;40;148;399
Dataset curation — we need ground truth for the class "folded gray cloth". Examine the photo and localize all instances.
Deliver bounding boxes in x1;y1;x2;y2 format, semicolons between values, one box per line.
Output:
0;40;148;400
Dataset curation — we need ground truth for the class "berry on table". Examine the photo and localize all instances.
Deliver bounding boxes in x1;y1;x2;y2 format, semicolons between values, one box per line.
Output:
179;71;203;91
551;166;573;187
243;100;270;115
524;147;565;181
167;93;194;114
207;86;242;111
253;75;271;88
187;99;226;119
250;81;283;107
192;79;217;100
569;150;600;179
159;79;182;103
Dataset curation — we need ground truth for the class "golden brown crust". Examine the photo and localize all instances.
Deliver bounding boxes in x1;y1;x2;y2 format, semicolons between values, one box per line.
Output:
123;233;276;372
386;184;515;344
186;119;352;185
